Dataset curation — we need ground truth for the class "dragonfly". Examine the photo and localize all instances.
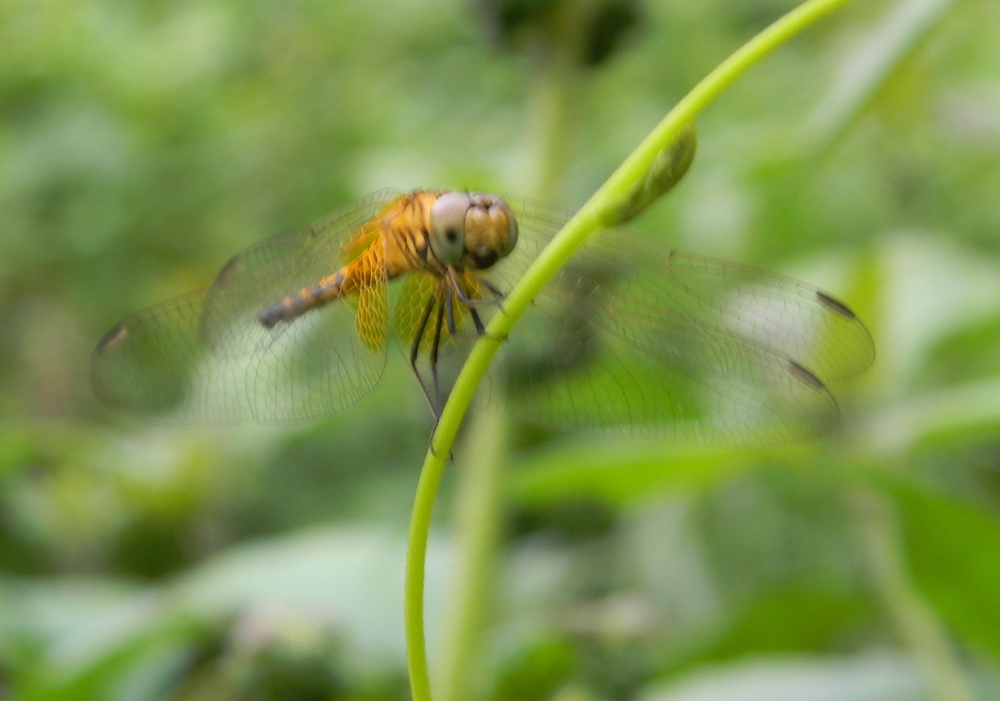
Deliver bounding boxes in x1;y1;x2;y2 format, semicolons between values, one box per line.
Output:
91;188;875;444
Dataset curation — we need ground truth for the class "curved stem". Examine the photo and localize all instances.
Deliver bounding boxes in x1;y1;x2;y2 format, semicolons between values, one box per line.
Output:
436;409;507;701
403;1;859;698
404;446;448;701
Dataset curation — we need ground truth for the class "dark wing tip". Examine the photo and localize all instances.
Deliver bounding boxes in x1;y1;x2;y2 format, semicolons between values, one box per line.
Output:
788;360;827;391
95;323;129;354
213;255;243;287
815;291;857;320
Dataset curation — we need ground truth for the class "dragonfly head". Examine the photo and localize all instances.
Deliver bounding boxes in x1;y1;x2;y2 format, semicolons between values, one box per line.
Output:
428;191;518;270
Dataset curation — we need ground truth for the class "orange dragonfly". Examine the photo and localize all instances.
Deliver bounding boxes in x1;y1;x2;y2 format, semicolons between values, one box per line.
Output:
91;189;874;444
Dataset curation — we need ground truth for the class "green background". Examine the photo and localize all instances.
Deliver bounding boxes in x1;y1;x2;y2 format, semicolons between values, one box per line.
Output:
1;0;999;699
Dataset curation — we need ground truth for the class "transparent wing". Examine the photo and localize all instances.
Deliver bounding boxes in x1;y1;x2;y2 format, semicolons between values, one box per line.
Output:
475;198;875;444
90;190;402;422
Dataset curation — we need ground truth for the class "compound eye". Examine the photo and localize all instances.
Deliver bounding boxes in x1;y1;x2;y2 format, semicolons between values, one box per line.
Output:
497;198;518;255
428;192;470;265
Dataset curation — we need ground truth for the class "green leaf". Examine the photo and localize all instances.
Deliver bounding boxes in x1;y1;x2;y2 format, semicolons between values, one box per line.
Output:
507;440;759;508
878;476;1000;661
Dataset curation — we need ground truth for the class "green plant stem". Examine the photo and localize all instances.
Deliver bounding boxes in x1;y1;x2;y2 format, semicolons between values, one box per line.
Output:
435;409;507;701
854;489;973;701
404;1;859;699
404;443;445;701
525;0;587;201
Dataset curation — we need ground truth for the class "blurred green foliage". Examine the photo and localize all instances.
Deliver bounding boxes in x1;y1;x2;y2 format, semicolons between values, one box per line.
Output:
1;0;999;699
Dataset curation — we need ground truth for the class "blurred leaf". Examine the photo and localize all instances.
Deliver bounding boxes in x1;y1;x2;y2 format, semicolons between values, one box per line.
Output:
507;439;761;508
920;317;1000;390
2;525;454;699
475;0;642;68
803;0;956;151
582;0;643;67
171;526;454;664
666;589;874;671
493;635;576;701
640;653;923;701
475;0;559;48
2;578;212;701
873;475;1000;661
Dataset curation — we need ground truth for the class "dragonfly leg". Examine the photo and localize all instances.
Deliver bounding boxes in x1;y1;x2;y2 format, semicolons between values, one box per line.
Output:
478;277;507;306
444;269;506;342
444;284;458;336
478;278;508;318
409;287;435;369
425;287;459;458
429;286;446;411
468;307;486;335
470;306;508;343
447;268;505;309
409;285;441;423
